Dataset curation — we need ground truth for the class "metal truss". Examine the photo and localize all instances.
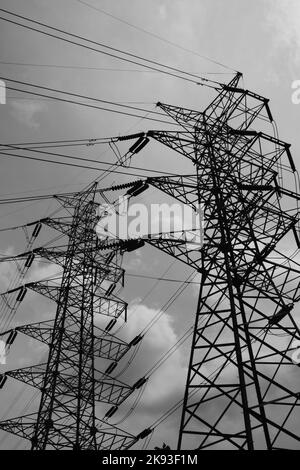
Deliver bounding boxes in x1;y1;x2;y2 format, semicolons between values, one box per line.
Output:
97;74;300;450
139;75;300;449
0;183;149;450
1;73;300;451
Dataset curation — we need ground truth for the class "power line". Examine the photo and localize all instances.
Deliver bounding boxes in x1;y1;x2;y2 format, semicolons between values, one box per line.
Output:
0;149;188;205
0;183;90;210
4;84;172;125
140;272;196;336
0;8;222;88
0;61;162;73
0;160;158;192
0;140;112;151
0;15;201;86
0;145;181;179
2;77;165;116
0;60;233;75
7;97;155;106
2;77;174;125
126;273;200;284
0;136;114;148
74;0;237;73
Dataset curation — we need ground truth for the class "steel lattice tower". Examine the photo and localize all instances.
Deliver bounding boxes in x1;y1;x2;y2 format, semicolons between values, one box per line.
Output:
1;73;300;451
0;183;149;449
124;73;300;449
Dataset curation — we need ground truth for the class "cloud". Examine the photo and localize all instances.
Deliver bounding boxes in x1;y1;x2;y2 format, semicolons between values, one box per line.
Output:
122;250;143;272
10;100;47;129
264;0;300;73
25;261;62;284
119;304;188;386
265;0;300;44
99;304;187;447
127;304;186;405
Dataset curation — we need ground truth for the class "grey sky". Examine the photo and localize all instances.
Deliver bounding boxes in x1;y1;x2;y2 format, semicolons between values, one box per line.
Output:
0;0;299;450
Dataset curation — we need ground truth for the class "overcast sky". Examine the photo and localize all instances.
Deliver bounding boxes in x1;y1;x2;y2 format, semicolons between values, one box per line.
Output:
0;0;300;450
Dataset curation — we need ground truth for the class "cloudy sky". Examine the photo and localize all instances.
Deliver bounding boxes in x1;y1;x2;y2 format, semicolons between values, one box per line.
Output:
0;0;300;450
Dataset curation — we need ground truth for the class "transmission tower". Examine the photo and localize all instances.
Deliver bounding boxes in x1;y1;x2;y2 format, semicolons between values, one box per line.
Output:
112;73;300;449
0;182;150;449
1;73;300;451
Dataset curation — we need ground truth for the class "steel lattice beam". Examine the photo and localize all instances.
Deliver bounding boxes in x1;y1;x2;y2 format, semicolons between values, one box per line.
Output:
138;74;300;450
0;183;149;450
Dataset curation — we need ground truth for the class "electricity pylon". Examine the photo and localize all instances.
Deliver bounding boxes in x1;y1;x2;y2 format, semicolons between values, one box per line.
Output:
1;72;300;451
124;74;300;449
0;183;150;449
